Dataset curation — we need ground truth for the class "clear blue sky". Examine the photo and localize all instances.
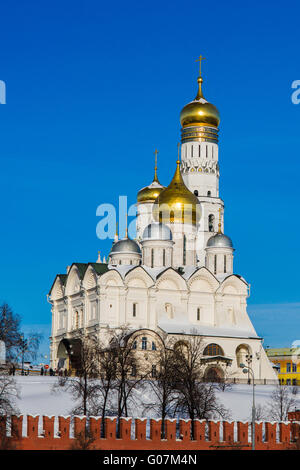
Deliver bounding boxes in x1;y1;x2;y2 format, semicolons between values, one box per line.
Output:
0;0;299;357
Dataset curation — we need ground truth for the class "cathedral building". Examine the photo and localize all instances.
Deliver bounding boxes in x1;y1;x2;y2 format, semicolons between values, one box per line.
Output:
48;62;277;384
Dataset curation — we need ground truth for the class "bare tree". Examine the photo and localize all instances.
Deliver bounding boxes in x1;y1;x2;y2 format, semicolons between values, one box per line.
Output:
172;334;231;438
0;375;20;416
267;385;297;421
143;338;179;438
96;340;118;436
213;367;235;392
106;327;149;423
248;403;267;421
0;375;20;449
54;333;101;416
0;304;22;362
16;332;43;374
70;424;96;450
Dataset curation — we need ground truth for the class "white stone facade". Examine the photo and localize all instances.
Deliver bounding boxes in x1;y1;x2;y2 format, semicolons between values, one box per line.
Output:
48;74;278;384
49;262;277;382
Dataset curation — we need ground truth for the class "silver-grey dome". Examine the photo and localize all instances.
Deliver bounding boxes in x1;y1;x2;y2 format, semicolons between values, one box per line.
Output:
142;222;173;241
207;233;233;248
110;238;141;254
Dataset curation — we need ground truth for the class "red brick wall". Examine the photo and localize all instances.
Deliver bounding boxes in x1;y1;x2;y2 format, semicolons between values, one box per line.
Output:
1;415;299;450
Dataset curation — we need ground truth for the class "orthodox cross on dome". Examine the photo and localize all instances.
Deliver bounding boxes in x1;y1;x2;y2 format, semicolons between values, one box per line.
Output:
195;55;206;99
177;142;181;164
125;214;128;239
196;54;206;78
114;221;119;242
154;149;158;181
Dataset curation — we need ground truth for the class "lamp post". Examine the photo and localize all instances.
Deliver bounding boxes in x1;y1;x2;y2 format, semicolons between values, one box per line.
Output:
240;362;255;450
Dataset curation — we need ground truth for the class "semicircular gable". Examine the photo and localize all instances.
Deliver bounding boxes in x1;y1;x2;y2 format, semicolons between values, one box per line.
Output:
99;269;124;288
156;268;187;291
188;267;219;293
82;266;97;290
65;266;82;296
218;275;248;295
50;277;65;300
125;266;154;289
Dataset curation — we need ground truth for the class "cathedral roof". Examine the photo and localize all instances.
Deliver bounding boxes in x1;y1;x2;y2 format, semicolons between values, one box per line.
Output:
48;262;109;295
110;238;141;255
180;68;220;129
137;152;165;203
142;222;173;241
158;315;259;339
153;160;200;225
207;232;233;248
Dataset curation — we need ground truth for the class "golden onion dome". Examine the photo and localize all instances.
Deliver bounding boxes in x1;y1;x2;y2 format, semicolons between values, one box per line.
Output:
137;152;165;203
153;160;200;225
180;76;220;128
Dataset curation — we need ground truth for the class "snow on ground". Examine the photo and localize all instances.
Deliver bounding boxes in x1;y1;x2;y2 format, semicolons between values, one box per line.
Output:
13;376;300;435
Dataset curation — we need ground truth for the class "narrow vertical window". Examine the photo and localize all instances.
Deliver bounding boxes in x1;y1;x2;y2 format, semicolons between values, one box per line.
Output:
224;255;227;273
197;307;201;321
151;365;157;378
75;311;79;329
133;303;137;317
208;214;215;232
142;337;147;350
183;235;186;266
163;249;166;267
214;254;217;274
151;249;154;268
191;145;193;158
199;145;201;157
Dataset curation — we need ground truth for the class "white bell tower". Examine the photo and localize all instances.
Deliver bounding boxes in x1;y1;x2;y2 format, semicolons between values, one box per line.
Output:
179;57;225;266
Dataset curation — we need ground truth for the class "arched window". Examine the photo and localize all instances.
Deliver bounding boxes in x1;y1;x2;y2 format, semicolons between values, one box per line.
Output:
141;337;147;350
132;340;137;350
165;303;173;319
203;343;224;356
207;191;211;197
208;214;215;232
194;190;198;196
236;345;250;367
152;341;156;351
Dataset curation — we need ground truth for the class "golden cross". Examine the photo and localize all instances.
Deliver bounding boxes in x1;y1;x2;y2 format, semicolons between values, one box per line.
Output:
196;55;206;77
154;149;158;168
